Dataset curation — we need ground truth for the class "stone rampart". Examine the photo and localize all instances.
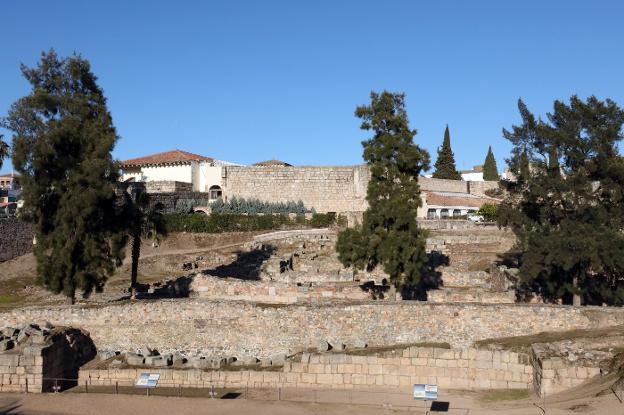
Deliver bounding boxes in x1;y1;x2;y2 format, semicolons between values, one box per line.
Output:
78;346;533;391
419;177;468;193
2;301;623;359
0;218;33;262
222;165;369;213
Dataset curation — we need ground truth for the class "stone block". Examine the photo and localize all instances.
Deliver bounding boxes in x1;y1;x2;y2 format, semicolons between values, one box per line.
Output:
418;348;434;358
316;373;333;384
0;340;14;352
433;349;454;360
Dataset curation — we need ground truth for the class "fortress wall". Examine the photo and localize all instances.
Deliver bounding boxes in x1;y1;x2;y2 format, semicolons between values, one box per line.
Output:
468;180;500;197
419;177;468;193
2;301;623;359
222;165;370;213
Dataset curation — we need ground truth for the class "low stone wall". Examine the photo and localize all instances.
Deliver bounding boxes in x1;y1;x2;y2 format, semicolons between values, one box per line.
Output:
79;346;533;391
0;218;33;262
428;289;515;304
190;275;371;303
2;301;624;359
0;348;44;393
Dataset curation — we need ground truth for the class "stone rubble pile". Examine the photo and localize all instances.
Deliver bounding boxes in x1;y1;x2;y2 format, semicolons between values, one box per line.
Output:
0;323;52;351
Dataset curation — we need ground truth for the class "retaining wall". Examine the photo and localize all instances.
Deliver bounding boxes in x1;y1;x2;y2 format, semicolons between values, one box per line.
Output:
2;301;624;359
78;346;533;391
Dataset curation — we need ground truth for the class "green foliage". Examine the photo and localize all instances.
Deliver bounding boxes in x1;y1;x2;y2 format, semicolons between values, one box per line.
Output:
477;203;498;222
0;135;8;170
210;197;311;215
482;146;499;181
432;125;461;180
163;212;339;233
499;96;624;305
336;91;430;289
175;198;203;213
2;50;127;302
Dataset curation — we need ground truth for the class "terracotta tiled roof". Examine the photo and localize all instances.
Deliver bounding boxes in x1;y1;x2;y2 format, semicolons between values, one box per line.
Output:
253;159;292;167
423;191;499;208
121;150;213;167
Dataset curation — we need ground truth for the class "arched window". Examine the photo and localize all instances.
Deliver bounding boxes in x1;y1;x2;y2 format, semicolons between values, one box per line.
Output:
427;209;437;219
453;209;462;217
209;185;223;200
440;209;449;218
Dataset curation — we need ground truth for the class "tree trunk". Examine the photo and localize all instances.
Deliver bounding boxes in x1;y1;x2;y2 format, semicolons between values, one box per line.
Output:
130;233;141;300
572;276;582;306
65;295;75;305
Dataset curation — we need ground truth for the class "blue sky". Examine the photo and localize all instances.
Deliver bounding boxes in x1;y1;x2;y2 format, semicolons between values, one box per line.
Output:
1;1;623;173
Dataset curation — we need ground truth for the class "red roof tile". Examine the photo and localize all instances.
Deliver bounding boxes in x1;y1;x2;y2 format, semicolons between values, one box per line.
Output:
121;150;213;167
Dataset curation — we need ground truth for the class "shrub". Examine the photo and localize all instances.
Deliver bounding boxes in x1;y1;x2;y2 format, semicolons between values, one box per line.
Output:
163;212;342;233
210;197;311;215
477;203;499;222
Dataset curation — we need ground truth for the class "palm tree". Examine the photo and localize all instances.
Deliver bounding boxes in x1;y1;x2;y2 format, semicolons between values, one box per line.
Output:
0;135;9;170
127;190;167;299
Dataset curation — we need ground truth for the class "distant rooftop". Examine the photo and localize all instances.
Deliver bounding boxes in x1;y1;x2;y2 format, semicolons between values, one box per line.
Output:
0;172;19;178
121;150;214;167
253;159;292;167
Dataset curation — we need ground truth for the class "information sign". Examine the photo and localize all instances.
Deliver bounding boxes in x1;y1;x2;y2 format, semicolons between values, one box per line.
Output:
135;373;160;388
413;384;438;400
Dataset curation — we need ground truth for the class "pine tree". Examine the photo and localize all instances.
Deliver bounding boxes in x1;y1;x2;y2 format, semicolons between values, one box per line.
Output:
0;135;8;170
432;125;461;180
336;91;430;292
2;50;127;303
499;96;624;306
482;146;499;181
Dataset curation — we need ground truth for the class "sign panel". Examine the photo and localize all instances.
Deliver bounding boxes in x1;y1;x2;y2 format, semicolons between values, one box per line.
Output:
413;384;438;400
136;373;160;388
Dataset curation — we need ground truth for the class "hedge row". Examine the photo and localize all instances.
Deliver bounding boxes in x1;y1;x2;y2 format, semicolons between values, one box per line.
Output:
163;212;342;233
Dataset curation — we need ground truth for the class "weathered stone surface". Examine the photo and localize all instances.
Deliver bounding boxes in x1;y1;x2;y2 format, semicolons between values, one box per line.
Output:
126;353;144;366
0;339;14;352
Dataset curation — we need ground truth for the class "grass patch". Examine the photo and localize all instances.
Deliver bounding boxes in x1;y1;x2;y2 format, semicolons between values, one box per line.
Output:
480;389;529;402
0;294;22;306
475;326;624;352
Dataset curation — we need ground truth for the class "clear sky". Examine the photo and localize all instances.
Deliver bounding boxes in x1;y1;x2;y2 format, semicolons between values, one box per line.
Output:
1;1;623;173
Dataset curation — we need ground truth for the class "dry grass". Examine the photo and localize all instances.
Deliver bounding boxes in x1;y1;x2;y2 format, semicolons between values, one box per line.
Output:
475;326;624;352
479;389;530;402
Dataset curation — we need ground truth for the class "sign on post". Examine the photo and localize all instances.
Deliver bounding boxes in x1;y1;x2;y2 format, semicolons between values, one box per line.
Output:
413;384;438;401
136;373;161;388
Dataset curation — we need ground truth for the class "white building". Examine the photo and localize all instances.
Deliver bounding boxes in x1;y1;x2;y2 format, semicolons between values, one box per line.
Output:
120;149;239;199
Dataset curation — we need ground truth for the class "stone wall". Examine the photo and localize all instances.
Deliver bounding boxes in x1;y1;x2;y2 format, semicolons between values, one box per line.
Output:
190;275;371;303
2;300;624;359
78;346;533;391
145;181;193;193
468;180;500;197
0;218;33;262
222;166;369;213
419;177;468;193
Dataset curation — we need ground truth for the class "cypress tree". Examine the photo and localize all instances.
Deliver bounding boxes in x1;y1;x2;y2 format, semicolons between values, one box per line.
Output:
499;96;624;306
432;125;461;180
336;91;430;292
482;146;499;181
3;50;127;303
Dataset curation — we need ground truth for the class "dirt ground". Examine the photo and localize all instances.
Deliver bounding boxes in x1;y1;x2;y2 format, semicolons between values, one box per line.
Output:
1;387;623;415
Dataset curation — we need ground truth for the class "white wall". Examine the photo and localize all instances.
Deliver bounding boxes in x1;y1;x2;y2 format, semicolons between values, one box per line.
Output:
196;162;223;192
121;164;193;184
461;172;484;181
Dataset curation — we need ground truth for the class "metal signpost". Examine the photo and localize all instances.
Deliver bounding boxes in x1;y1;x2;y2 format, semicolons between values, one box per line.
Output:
135;373;161;396
413;384;438;414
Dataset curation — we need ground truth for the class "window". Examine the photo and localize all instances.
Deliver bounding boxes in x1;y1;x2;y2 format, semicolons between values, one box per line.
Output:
453;209;462;217
427;209;437;219
209;185;223;200
440;209;449;218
